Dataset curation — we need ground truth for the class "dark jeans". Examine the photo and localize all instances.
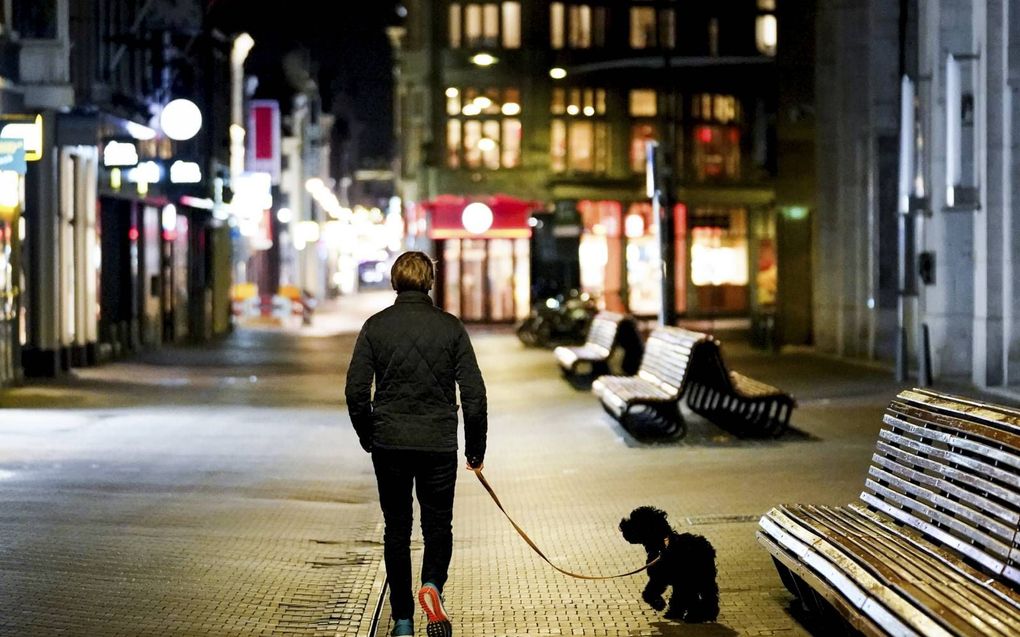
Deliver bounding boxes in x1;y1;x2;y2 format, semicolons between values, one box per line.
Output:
372;448;458;619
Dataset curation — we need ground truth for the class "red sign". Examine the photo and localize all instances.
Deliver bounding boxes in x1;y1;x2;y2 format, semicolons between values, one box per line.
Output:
246;100;281;184
424;194;540;239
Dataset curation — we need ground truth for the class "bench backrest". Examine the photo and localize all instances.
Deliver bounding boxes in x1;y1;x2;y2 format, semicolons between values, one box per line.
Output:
584;311;625;353
684;338;733;390
862;389;1020;587
637;327;709;395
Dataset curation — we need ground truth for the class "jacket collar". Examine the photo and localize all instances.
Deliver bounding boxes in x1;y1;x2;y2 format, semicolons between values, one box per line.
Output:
395;290;435;305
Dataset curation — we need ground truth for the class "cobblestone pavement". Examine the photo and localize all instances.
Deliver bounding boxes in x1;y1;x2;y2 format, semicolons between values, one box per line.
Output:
2;293;1010;637
372;327;1007;637
0;301;390;637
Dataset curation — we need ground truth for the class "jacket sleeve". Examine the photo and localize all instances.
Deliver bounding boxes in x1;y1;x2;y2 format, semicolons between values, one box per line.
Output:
345;325;375;451
454;324;487;464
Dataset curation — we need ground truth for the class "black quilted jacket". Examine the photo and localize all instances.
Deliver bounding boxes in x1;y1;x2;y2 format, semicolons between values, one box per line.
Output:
344;291;487;464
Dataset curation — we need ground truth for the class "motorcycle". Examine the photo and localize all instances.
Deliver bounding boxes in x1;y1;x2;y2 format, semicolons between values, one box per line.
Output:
517;289;598;348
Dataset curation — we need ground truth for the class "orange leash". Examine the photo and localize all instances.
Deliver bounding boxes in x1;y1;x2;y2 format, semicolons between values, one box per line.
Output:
472;468;660;580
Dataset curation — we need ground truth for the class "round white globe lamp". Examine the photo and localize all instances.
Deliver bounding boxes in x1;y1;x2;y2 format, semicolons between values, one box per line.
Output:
160;99;203;141
462;202;494;235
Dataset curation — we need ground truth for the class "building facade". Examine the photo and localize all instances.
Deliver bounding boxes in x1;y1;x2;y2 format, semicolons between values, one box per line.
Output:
816;0;1020;390
1;0;234;385
394;0;811;329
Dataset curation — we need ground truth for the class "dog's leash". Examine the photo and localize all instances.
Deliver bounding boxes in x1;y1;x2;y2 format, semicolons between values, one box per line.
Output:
472;468;660;580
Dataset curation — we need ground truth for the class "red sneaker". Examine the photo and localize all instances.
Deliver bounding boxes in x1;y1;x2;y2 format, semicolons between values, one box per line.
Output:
417;583;452;637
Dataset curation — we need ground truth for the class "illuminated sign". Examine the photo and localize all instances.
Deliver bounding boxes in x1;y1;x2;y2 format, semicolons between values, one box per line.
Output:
127;161;162;184
462;202;494;234
246;100;281;184
169;160;202;184
0;115;43;161
103;140;139;167
0;138;26;175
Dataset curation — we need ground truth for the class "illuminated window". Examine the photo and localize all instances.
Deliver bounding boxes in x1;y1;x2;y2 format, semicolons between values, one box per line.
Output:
550;88;609;174
449;5;462;48
691;95;742;181
628;89;658;173
630;122;657;173
692;125;741;182
550;3;607;49
690;207;749;288
628;90;657;117
692;93;742;124
502;2;521;48
446;87;522;169
756;0;777;56
450;2;522;49
630;4;674;49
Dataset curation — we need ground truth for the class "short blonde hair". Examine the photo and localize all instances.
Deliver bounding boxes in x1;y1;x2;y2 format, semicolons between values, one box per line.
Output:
391;251;436;293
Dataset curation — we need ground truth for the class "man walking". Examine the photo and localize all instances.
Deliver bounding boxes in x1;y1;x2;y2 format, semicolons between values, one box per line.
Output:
345;251;487;637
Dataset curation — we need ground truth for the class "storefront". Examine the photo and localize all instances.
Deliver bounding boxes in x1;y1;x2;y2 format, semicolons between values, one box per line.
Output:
0;137;25;387
574;198;774;319
424;194;536;323
96;115;222;351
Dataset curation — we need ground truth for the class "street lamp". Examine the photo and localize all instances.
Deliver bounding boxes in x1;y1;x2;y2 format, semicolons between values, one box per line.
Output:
160;98;203;141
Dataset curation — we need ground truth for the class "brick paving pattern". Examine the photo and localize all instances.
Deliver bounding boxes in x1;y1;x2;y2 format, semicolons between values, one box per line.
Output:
1;295;1008;637
372;330;949;636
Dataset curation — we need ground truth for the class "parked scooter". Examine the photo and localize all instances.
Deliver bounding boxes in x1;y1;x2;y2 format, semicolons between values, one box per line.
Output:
517;289;598;348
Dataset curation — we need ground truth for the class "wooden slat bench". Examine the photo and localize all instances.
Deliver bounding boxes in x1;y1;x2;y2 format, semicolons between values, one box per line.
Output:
553;311;642;379
684;339;796;437
757;389;1020;636
591;327;710;435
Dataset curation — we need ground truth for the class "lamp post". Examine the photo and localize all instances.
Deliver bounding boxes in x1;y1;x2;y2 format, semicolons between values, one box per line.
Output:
656;0;677;327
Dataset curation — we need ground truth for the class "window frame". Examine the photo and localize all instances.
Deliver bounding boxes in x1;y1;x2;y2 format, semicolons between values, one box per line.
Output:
445;86;523;170
550;87;610;175
449;1;522;50
550;2;607;50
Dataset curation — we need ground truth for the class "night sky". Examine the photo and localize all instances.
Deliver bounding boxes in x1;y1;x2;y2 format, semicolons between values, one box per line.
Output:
208;0;401;166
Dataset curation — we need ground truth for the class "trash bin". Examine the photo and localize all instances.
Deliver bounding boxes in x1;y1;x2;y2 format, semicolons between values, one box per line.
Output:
750;309;777;352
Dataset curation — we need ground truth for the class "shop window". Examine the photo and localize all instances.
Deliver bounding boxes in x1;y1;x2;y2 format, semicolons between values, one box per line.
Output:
630;4;674;49
550;88;609;174
624;202;660;316
577;200;623;309
550;3;607;49
450;2;522;49
12;0;57;39
752;210;777;308
690;207;748;288
446;87;522;169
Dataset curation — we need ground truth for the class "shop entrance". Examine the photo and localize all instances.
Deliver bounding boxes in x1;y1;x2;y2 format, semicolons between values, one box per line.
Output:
0;214;20;386
439;238;529;323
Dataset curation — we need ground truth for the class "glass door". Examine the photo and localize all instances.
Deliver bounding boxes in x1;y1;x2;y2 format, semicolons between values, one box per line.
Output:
459;239;486;321
487;239;514;322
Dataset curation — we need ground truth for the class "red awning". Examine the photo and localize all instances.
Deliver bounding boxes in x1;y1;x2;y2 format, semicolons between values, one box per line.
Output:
423;194;542;239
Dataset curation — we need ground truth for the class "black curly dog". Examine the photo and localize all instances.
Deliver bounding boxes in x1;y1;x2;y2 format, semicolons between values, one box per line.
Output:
619;506;720;622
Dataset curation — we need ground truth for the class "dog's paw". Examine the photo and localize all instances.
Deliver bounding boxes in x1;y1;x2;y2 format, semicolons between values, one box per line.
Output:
642;592;666;611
